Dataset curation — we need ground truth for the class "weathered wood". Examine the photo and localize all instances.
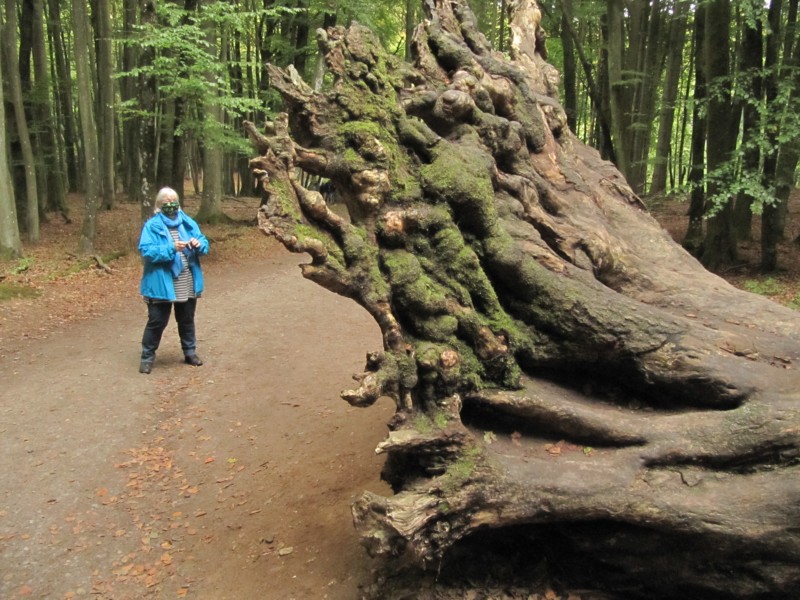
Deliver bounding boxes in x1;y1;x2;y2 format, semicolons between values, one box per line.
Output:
248;1;800;597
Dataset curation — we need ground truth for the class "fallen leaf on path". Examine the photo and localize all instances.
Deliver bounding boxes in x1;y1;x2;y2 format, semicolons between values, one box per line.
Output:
204;457;215;464
161;552;172;566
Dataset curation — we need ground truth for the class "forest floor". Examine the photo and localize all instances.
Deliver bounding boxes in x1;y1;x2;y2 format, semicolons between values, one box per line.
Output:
1;190;799;600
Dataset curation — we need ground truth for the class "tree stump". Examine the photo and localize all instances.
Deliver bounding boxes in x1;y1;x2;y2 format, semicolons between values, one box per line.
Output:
246;1;800;597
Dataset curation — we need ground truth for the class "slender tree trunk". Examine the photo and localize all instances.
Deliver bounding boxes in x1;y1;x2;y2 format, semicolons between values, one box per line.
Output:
732;16;764;241
676;26;695;189
762;0;787;271
137;2;158;219
760;0;799;268
31;0;66;215
0;30;23;259
120;0;137;200
196;0;225;222
292;0;310;75
405;0;415;61
93;0;115;209
3;0;39;242
650;1;688;195
700;0;737;270
560;0;577;133
555;3;614;160
18;0;49;215
684;2;706;253
629;0;663;194
171;99;187;199
72;0;101;252
606;0;631;180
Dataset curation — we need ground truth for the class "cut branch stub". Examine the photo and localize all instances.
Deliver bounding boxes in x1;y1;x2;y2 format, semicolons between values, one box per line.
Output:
247;0;800;597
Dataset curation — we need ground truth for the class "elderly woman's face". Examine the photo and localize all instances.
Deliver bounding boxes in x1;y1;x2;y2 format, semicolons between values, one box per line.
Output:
161;199;180;216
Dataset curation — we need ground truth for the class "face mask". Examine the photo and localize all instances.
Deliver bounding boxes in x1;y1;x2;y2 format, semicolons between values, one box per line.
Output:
161;201;180;216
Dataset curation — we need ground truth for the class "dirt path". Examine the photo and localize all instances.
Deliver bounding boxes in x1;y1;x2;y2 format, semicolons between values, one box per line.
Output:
0;246;394;599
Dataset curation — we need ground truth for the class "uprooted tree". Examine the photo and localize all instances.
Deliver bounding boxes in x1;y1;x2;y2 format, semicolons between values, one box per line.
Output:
246;0;800;597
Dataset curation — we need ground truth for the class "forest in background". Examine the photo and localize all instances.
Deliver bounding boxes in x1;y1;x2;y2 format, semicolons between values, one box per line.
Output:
1;0;799;272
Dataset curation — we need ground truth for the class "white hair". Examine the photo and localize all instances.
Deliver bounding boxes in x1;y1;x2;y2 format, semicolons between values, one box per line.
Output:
154;187;179;213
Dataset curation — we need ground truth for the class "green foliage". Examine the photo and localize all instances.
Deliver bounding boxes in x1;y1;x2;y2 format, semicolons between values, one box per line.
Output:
743;277;786;297
0;283;40;301
11;257;33;275
118;1;281;157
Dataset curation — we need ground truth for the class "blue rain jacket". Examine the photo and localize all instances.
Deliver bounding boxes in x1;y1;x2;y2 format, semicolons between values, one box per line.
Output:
138;212;209;300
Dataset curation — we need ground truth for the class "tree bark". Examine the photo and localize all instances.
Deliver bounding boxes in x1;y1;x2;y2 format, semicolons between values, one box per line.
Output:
605;0;631;180
684;4;706;253
72;0;101;253
700;0;737;269
47;0;79;193
92;0;115;209
196;0;226;223
31;0;66;215
559;0;577;133
247;1;800;597
732;13;764;241
649;1;688;196
0;32;23;259
3;0;39;243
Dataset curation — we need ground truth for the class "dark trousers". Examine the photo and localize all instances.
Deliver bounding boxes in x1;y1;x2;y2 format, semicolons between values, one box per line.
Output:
141;299;197;362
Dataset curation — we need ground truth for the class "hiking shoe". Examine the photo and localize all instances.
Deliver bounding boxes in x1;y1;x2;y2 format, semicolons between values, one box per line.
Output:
184;354;203;367
139;360;153;374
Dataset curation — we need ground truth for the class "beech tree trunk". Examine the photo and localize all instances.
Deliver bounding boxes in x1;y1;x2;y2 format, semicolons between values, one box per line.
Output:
246;1;800;597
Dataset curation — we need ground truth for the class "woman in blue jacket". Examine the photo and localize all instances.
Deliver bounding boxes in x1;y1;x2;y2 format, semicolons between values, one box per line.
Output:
138;187;210;374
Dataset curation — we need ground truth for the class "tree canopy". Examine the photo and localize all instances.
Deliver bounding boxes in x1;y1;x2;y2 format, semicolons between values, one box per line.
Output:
2;0;800;265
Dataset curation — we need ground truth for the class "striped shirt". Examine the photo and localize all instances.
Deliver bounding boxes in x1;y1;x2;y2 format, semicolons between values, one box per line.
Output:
169;228;196;302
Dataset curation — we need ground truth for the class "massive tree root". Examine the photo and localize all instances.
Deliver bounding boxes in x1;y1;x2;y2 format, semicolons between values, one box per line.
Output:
247;1;800;597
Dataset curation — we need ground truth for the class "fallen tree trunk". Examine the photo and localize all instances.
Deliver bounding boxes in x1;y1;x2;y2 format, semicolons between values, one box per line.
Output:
246;1;800;597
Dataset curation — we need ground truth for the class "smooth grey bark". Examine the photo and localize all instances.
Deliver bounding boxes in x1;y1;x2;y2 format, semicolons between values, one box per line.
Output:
196;0;225;223
46;0;79;193
605;0;631;179
0;33;23;259
31;0;66;215
93;0;115;209
3;0;39;242
684;3;706;253
72;0;101;253
649;1;688;196
559;0;577;133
